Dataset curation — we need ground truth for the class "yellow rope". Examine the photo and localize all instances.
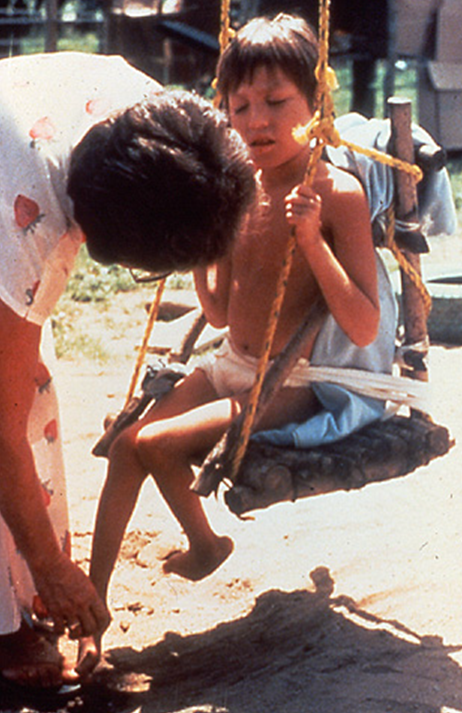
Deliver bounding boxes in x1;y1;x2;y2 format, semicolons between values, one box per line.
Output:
385;207;432;317
293;126;424;183
227;0;429;483
124;276;167;409
212;0;234;106
218;0;233;54
228;0;332;483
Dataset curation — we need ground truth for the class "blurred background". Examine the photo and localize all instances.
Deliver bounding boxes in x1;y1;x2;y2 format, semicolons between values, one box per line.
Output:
2;0;462;150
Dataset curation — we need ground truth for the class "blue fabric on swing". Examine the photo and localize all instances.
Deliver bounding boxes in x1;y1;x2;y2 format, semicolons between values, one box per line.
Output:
252;384;385;448
253;253;398;449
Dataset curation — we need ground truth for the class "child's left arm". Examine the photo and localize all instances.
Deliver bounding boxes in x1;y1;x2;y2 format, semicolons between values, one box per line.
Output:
193;255;232;329
285;174;379;347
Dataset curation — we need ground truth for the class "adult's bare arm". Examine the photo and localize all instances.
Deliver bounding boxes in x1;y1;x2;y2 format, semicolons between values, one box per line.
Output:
0;299;110;637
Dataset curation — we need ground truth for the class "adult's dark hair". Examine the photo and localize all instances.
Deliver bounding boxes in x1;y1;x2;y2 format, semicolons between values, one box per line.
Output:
68;90;256;273
217;13;319;109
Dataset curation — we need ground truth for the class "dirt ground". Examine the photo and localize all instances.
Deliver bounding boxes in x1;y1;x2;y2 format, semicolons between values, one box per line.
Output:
50;341;462;713
3;239;462;713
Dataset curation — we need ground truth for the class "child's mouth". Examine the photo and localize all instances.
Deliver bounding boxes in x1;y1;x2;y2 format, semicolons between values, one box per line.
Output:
251;138;274;147
250;138;275;156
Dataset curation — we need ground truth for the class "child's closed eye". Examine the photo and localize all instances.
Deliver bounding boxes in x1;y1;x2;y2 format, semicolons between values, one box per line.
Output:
267;98;287;107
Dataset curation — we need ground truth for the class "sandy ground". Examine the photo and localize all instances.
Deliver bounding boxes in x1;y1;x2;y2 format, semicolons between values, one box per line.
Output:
3;237;462;712
50;342;462;713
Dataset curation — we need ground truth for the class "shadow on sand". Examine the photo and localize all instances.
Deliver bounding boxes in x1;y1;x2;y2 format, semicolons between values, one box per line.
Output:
2;567;461;713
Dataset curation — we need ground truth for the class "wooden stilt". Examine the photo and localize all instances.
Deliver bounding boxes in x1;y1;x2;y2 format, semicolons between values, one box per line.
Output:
388;97;429;383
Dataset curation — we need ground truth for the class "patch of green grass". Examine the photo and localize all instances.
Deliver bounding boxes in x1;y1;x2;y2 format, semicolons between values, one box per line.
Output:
52;244;195;361
331;58;419;120
52;317;110;361
65;246;137;303
63;244;194;305
20;21;101;55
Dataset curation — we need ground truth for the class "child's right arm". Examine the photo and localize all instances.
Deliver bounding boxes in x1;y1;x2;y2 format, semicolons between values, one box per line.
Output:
193;255;232;329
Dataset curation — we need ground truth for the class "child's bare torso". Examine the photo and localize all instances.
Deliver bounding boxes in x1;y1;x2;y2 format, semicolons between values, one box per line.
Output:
227;169;330;360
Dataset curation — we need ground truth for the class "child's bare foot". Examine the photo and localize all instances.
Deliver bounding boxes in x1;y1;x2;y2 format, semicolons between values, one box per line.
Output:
163;535;234;581
0;620;77;689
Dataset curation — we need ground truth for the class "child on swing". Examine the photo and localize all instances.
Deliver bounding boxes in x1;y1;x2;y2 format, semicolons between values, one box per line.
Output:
81;12;397;672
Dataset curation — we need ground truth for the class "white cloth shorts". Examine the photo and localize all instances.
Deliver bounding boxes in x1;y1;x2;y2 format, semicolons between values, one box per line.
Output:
196;335;312;399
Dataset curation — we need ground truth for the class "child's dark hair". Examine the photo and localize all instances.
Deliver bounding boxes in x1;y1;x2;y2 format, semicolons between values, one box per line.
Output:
68;90;256;273
217;13;319;109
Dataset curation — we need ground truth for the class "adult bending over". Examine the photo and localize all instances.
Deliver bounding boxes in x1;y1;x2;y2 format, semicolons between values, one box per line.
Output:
0;51;255;692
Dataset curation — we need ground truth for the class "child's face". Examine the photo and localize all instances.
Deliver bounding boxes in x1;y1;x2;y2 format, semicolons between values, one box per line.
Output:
227;65;313;172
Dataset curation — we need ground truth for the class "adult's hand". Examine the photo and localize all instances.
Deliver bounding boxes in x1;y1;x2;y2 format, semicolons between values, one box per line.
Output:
33;552;111;638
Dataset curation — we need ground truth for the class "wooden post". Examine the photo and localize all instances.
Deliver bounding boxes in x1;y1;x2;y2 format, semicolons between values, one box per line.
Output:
388;97;429;384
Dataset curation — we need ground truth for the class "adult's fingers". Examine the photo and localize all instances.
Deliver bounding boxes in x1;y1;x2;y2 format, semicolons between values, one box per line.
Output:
67;601;110;640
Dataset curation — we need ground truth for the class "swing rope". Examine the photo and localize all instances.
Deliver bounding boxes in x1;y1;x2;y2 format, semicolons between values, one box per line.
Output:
227;0;333;483
121;0;430;467
226;0;430;483
385;206;432;317
123;276;167;409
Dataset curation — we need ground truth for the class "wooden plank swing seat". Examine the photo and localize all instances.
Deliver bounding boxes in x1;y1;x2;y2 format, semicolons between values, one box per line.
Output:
222;413;452;516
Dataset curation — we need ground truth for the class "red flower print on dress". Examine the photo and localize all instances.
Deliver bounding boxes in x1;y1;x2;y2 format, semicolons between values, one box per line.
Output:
85;98;110;117
25;279;40;307
44;419;58;443
29;116;56;143
40;481;52;507
14;195;45;234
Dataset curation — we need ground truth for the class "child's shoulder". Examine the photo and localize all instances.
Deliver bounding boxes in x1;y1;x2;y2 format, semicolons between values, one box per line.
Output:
317;160;365;198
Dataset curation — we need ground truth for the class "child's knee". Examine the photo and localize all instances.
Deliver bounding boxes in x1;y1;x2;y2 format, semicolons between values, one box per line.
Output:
136;424;179;472
109;425;139;463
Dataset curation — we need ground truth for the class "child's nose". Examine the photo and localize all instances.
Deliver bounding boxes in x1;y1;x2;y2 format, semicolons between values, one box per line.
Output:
247;103;269;129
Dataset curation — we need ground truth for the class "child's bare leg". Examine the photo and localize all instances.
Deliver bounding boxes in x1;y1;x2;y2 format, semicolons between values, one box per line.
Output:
156;467;234;581
136;373;239;581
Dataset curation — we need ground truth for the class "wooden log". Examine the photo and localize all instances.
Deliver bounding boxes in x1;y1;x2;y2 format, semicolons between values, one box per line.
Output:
224;414;453;516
